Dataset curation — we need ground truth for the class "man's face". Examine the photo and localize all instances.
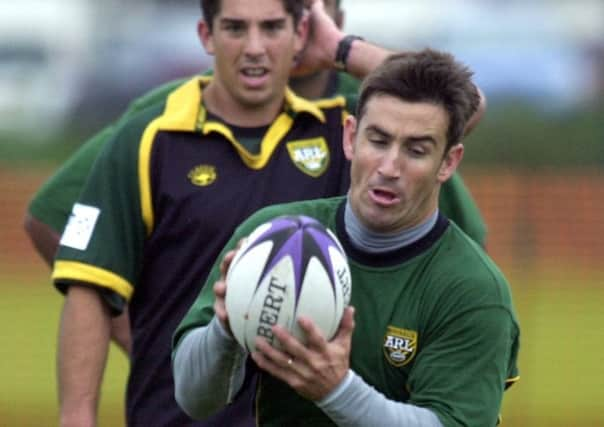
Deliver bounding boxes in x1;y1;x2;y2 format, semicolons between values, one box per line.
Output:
343;94;463;233
199;0;305;112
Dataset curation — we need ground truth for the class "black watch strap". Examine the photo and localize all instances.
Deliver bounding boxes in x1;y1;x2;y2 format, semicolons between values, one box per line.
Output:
334;35;364;71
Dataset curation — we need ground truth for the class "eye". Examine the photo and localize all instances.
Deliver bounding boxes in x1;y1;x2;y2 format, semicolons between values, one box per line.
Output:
368;137;388;147
223;21;245;36
262;20;285;35
406;144;428;157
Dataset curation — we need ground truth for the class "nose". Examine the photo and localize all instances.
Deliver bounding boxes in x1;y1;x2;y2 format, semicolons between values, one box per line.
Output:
378;147;401;179
244;27;265;58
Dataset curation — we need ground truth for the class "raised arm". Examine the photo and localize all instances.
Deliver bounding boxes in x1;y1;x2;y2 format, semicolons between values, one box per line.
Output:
296;0;392;81
298;0;486;135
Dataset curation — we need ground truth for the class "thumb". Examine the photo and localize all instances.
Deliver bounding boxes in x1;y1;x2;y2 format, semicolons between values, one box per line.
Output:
334;306;355;342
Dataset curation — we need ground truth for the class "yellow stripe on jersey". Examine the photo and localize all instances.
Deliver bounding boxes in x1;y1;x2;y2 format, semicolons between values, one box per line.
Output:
139;122;156;234
312;95;346;110
284;87;327;122
505;375;520;387
52;260;134;300
137;76;211;233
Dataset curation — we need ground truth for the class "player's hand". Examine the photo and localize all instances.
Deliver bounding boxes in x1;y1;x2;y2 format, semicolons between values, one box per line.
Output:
213;238;246;336
292;0;344;77
251;306;356;401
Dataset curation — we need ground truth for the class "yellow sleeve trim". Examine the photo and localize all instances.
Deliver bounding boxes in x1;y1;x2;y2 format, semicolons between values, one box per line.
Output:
52;260;134;300
506;375;520;385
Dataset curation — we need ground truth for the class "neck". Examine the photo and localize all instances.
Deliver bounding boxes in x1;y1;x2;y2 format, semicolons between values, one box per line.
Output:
344;200;439;253
289;70;335;99
202;80;283;128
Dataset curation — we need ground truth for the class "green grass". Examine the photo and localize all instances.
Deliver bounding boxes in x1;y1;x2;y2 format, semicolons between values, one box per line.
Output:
501;275;604;426
1;269;603;426
0;272;128;426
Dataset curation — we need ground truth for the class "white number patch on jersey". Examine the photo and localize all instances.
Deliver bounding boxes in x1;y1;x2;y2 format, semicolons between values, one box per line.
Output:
60;203;101;251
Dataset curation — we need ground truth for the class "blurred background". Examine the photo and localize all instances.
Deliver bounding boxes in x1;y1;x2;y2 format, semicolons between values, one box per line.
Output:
1;0;603;425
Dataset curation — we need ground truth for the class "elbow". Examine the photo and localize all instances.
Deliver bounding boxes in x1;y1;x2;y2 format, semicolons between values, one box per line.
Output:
173;375;218;421
23;213;60;267
172;349;212;420
174;382;199;420
23;213;36;241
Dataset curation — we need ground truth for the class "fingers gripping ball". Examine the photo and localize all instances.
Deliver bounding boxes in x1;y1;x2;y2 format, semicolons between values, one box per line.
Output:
225;215;351;352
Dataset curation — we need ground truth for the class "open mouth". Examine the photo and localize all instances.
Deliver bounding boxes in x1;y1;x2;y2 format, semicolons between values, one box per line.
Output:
241;67;268;77
370;188;400;206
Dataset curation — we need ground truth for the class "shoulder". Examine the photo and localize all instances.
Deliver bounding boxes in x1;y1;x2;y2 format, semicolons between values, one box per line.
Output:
125;77;190;115
335;71;360;94
437;225;515;312
439;173;487;246
285;87;348;126
114;103;166;143
335;72;360;114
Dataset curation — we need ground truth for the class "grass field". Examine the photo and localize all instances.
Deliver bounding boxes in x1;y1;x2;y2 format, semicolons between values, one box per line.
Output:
1;268;603;426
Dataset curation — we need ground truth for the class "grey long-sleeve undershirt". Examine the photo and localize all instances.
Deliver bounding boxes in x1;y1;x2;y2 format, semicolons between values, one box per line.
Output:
173;317;443;426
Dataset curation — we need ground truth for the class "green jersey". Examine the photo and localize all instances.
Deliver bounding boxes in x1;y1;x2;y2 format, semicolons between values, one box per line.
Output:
175;197;519;427
28;73;486;245
27;79;185;232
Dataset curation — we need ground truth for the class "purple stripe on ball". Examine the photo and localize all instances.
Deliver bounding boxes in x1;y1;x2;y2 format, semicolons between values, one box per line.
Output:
306;227;338;294
264;228;304;300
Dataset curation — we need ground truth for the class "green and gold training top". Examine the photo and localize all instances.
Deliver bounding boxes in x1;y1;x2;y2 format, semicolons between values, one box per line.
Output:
175;196;519;427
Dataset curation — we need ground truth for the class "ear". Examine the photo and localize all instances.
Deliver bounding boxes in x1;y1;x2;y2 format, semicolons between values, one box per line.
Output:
343;114;357;161
437;143;464;183
294;13;310;53
197;19;215;55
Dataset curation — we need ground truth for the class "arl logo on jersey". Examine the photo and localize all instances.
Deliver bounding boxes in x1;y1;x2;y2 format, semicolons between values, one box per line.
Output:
286;137;330;177
383;326;418;367
188;164;217;187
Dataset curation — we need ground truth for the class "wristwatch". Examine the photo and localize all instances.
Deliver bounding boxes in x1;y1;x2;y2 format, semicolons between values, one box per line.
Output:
334;35;364;71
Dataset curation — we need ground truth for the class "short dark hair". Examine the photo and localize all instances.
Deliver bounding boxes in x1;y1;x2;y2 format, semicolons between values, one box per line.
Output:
356;49;480;149
200;0;304;30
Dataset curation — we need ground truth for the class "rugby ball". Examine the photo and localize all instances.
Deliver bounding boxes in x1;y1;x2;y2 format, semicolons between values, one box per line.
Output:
225;215;351;352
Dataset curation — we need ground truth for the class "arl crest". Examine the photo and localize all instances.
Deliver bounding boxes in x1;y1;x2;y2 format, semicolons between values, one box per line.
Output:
188;164;217;187
286;137;330;177
383;326;418;367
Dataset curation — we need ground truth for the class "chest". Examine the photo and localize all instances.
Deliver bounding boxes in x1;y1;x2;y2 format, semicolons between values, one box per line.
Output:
147;128;348;242
348;263;442;401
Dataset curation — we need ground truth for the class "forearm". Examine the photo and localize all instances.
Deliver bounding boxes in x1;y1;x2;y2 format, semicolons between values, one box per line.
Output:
58;285;112;427
316;371;443;427
110;309;132;356
173;317;247;419
343;38;392;81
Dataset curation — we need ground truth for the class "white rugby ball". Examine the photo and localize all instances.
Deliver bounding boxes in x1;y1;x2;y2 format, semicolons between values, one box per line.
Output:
225;215;351;352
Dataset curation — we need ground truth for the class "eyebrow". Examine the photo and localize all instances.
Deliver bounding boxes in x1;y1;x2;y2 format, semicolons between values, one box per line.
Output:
365;124;437;145
219;17;287;26
365;125;391;139
406;135;437;146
